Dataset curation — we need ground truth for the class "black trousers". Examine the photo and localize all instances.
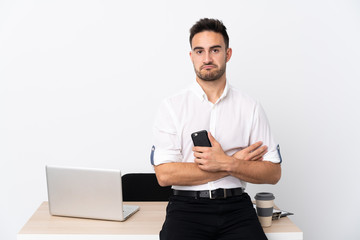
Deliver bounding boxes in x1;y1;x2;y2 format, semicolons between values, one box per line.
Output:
160;192;267;240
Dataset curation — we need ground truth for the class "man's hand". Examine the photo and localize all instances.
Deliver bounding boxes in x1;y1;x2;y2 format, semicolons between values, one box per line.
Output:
193;132;232;172
191;134;280;184
232;141;268;161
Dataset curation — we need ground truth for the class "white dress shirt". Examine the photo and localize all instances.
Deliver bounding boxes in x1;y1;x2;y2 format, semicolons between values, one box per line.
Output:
152;81;281;191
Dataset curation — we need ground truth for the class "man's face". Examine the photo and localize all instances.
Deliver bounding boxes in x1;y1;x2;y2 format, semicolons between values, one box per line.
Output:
190;31;232;82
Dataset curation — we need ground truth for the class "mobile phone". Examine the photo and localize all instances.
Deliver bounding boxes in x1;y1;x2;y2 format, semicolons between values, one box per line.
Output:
191;130;212;147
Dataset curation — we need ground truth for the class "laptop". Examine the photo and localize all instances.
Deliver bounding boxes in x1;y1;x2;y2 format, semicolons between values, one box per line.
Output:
45;165;139;221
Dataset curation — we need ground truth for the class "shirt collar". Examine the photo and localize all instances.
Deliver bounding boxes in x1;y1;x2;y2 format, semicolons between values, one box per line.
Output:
191;80;230;103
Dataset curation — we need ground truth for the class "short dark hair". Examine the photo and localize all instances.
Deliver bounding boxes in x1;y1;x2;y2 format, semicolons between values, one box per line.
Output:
189;18;229;49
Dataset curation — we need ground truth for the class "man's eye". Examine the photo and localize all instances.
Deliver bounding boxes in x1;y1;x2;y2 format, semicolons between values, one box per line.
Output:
196;50;203;54
212;49;219;53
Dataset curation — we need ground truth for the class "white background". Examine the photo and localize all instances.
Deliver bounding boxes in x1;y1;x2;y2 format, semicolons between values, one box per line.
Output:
1;0;360;239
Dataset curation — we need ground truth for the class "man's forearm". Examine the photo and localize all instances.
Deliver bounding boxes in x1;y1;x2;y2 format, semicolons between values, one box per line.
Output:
226;159;281;184
154;162;229;187
193;136;280;184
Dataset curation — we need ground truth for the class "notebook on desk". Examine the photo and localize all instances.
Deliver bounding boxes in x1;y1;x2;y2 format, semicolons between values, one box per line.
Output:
46;165;139;221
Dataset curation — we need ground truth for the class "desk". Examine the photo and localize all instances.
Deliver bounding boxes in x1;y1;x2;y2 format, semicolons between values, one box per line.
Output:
18;202;303;240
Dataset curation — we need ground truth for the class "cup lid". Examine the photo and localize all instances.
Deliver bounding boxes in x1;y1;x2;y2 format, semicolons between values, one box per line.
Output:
255;192;275;200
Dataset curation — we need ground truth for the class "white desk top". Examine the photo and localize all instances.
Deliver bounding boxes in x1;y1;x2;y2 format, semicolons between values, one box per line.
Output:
18;201;302;240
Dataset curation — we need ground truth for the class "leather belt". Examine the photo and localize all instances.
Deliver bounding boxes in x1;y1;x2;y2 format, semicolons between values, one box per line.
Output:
173;188;244;199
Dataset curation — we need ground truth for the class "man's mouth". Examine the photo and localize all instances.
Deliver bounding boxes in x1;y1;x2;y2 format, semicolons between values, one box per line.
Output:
201;65;216;70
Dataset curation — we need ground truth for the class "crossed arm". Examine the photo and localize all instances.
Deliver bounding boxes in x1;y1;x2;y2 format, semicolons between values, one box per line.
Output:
154;132;281;187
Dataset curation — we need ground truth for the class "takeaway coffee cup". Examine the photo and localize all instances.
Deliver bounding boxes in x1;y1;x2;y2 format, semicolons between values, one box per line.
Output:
255;192;275;227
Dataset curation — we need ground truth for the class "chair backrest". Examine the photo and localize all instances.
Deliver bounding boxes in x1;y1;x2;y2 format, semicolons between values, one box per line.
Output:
121;173;172;201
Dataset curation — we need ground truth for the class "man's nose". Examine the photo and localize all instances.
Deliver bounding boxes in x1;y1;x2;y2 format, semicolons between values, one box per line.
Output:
203;52;213;64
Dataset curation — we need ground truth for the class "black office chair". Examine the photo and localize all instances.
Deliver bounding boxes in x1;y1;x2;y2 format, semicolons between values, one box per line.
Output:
122;173;172;201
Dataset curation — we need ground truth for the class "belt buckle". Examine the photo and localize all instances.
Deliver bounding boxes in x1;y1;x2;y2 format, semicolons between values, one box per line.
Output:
209;189;227;199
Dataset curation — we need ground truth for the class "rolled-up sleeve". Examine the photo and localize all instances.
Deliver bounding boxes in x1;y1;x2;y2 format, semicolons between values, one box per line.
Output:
249;102;282;164
151;100;182;166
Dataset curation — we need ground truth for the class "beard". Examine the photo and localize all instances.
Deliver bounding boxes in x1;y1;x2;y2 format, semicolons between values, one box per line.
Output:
194;63;226;82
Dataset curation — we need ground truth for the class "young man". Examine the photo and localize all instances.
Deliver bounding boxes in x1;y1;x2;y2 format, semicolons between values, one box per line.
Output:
151;18;282;240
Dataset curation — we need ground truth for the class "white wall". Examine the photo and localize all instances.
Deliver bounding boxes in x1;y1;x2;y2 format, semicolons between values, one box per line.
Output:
1;1;360;239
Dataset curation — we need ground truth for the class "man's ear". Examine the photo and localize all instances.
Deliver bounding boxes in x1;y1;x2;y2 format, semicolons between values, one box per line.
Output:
189;51;194;63
226;48;232;62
